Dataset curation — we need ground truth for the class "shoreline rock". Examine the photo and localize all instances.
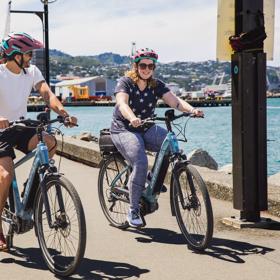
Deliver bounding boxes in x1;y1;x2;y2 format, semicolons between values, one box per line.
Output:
187;149;218;170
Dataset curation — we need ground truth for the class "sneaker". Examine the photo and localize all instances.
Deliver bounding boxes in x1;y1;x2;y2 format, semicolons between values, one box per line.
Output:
127;209;144;228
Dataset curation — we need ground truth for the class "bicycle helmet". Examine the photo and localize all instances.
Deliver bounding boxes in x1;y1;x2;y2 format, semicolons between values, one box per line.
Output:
132;48;158;63
1;32;43;57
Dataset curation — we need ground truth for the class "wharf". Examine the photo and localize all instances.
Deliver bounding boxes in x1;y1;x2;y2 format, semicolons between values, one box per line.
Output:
27;100;231;112
61;99;232;107
27;104;46;112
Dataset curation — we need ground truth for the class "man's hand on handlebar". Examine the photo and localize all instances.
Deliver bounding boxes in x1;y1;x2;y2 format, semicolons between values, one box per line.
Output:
64;115;78;128
0;117;9;129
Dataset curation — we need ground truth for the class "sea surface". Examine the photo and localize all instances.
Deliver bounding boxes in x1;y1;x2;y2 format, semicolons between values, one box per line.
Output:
28;98;280;176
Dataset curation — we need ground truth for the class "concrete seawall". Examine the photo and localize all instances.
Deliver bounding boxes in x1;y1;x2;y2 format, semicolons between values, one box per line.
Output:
56;136;280;218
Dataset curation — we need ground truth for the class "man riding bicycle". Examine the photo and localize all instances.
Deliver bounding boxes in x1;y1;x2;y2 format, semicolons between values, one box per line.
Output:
0;32;77;251
110;47;204;228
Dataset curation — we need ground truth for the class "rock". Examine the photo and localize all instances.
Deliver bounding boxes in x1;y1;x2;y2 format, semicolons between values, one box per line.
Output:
219;164;232;174
187;149;218;170
75;132;98;142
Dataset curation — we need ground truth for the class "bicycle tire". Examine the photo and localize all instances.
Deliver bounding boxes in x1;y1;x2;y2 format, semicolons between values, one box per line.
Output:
172;163;213;250
98;154;130;229
34;175;86;276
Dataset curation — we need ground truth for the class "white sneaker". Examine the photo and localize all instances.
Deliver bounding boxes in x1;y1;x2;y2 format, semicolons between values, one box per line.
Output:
127;209;144;227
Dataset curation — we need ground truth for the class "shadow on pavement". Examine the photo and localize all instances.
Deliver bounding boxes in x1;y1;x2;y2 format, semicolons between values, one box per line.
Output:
0;247;150;280
202;237;275;263
126;227;186;245
126;227;274;264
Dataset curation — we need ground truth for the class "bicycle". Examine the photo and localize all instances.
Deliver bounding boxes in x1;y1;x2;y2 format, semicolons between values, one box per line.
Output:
98;109;213;250
1;112;86;276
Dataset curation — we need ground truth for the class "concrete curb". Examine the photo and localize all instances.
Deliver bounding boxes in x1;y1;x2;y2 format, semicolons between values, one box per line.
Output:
56;136;280;218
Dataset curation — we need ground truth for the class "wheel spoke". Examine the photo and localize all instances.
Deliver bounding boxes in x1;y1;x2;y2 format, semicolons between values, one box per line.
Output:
98;156;130;228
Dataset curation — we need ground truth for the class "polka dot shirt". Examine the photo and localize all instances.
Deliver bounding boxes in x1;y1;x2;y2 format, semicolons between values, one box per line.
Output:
111;76;170;133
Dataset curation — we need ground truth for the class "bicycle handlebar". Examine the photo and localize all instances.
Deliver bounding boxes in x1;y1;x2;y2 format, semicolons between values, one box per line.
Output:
8;115;78;128
140;110;203;126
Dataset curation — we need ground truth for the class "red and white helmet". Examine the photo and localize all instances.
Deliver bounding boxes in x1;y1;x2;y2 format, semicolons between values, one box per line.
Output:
0;32;43;57
132;48;158;63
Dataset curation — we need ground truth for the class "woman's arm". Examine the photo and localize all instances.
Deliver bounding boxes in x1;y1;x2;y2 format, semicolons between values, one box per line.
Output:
116;92;141;127
162;91;204;116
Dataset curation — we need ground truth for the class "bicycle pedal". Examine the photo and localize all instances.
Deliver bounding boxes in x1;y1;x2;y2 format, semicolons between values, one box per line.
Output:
141;216;147;227
160;184;168;193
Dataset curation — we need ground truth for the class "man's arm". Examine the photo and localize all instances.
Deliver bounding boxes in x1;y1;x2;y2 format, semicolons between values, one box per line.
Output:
36;81;77;125
36;81;67;116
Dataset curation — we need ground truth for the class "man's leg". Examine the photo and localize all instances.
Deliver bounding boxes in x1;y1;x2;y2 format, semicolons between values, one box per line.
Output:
27;133;57;157
0;156;13;248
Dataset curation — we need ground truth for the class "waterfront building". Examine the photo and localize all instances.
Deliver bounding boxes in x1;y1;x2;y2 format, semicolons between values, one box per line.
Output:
55;76;116;101
166;82;181;96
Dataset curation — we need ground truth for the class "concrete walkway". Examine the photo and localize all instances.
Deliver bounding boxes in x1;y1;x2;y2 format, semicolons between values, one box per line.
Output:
1;154;280;280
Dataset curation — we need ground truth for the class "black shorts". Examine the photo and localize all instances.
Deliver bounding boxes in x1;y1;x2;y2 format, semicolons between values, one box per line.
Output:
0;126;37;159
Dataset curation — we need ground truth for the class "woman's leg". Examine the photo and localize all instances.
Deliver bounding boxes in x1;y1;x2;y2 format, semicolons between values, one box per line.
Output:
144;125;168;152
143;125;169;193
111;132;148;211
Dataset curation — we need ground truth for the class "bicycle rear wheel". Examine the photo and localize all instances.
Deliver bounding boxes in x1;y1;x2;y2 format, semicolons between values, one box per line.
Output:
172;163;213;250
34;175;86;277
98;154;130;229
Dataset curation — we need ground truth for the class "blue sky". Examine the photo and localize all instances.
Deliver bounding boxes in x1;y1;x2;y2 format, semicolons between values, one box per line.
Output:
0;0;279;65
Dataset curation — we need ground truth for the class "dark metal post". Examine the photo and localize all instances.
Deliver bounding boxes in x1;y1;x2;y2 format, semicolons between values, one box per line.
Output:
231;0;267;222
43;2;50;85
10;2;50;85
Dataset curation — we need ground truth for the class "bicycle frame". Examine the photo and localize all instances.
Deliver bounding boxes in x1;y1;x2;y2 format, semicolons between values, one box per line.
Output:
142;131;179;203
11;141;48;218
110;130;180;205
5;137;65;231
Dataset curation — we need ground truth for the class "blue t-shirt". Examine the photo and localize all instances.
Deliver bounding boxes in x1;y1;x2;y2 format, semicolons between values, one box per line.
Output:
111;76;170;133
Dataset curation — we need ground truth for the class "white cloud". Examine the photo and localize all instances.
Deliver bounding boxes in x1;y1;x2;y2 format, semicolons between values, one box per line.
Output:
0;0;279;65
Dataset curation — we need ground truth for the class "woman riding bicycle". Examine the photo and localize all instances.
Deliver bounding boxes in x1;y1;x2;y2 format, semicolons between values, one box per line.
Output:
110;47;204;227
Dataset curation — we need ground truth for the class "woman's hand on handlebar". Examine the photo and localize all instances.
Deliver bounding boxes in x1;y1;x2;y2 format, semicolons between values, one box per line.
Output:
191;109;204;118
130;117;142;128
0;117;9;129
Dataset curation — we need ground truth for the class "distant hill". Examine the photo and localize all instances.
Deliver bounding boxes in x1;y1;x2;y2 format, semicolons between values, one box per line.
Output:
48;49;280;91
92;52;130;65
49;49;130;64
49;49;72;58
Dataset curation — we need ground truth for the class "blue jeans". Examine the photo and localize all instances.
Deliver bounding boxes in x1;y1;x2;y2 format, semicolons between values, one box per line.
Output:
111;125;167;211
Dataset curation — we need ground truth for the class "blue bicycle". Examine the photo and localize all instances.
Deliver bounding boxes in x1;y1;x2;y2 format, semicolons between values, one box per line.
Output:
1;113;86;276
98;109;213;250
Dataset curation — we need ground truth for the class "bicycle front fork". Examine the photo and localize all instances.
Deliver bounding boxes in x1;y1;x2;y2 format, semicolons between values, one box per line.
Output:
39;173;66;229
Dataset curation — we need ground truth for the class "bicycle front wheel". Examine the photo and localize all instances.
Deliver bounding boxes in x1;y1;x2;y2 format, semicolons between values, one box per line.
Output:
34;176;86;277
98;154;130;229
172;164;213;250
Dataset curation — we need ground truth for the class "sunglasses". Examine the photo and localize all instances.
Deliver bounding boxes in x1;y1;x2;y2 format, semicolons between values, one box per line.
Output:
138;63;155;70
25;52;33;58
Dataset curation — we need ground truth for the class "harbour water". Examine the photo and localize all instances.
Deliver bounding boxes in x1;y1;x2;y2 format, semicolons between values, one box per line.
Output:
28;98;280;176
